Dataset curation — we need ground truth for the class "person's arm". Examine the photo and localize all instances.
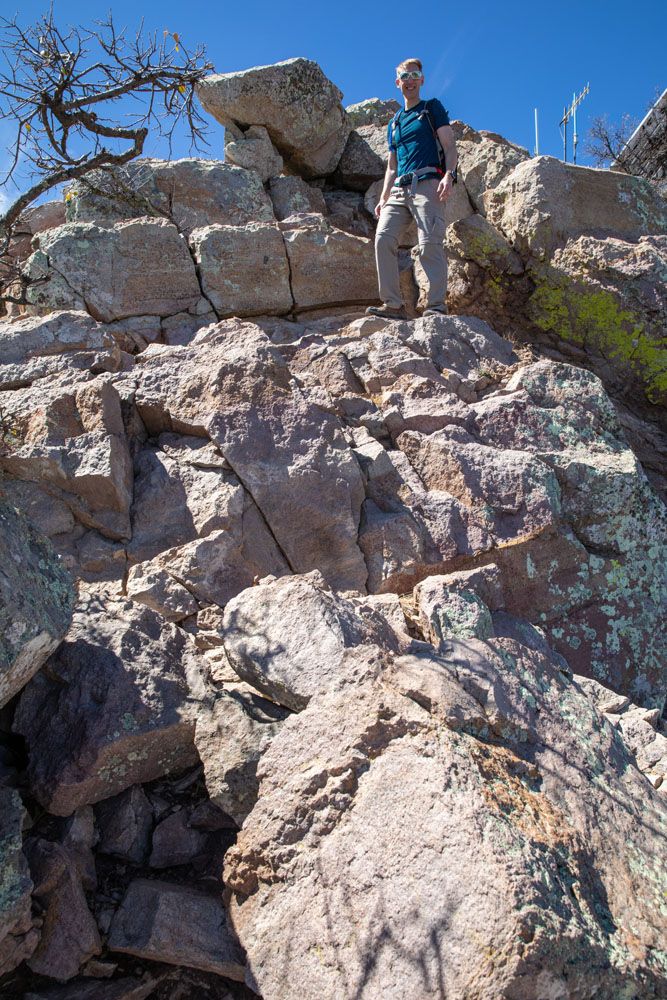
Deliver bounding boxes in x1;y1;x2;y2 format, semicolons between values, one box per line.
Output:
436;125;458;203
375;150;398;217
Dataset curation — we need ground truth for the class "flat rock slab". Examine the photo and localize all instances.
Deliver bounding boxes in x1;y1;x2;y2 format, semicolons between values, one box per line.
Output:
25;977;159;1000
191;222;292;317
197;58;350;177
68;158;274;232
13;593;205;815
0;310;119;371
24;219;202;323
0;500;75;708
108;879;245;980
226;639;667;999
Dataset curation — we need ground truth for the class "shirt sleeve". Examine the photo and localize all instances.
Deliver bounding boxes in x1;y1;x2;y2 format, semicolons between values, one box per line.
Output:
429;99;450;129
387;119;396;152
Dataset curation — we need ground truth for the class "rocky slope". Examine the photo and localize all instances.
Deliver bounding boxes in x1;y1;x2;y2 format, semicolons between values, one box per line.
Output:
1;57;666;999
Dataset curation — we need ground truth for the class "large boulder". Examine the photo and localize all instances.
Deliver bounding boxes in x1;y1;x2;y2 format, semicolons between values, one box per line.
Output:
268;175;327;221
484;156;667;260
0;500;74;708
197;58;350;177
225;639;667;999
195;684;290;825
25;838;101;980
95;786;154;864
24;219;203;322
67;159;274;232
469;360;667;708
454;122;530;212
222;571;405;710
13;593;207;814
345;97;400;127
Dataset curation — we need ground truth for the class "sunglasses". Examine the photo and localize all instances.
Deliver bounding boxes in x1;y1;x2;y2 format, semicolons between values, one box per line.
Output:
399;70;422;81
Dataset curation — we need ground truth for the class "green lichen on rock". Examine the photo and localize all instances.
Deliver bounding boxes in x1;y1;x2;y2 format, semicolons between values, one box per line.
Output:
433;589;494;641
0;786;36;975
526;266;667;404
0;498;75;707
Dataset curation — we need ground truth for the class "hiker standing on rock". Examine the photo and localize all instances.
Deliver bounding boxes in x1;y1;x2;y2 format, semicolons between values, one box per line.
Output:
367;57;458;320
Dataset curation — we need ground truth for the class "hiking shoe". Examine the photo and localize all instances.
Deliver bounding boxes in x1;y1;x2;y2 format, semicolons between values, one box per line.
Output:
365;304;407;320
423;305;448;316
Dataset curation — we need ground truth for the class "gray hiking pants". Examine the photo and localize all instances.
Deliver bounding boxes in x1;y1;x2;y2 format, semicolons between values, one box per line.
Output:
374;178;447;309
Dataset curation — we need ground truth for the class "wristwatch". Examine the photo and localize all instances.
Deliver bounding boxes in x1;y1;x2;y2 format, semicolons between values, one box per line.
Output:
446;168;458;184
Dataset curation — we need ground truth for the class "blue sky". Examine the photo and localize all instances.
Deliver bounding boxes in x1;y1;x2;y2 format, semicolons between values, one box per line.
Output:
1;0;665;207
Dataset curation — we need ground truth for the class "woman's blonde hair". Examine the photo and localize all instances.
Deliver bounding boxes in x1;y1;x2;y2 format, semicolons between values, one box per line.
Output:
396;58;423;75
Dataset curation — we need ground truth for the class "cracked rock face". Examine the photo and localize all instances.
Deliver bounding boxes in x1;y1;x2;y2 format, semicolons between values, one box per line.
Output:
225;638;667;1000
190;222;293;318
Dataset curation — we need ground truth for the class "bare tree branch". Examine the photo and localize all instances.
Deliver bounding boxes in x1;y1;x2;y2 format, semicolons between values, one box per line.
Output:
0;7;213;304
585;114;638;170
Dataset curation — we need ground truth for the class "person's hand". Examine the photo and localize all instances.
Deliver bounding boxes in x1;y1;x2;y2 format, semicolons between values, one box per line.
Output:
374;200;386;218
437;174;454;203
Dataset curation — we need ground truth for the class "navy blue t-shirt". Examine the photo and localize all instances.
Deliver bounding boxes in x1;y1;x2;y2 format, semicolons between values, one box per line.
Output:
387;98;450;176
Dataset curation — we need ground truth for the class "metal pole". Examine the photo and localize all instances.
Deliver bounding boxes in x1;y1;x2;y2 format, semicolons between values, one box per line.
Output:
563;107;568;162
573;92;578;164
534;108;539;155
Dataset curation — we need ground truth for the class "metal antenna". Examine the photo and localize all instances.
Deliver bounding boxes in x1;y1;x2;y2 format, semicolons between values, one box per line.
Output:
559;83;590;163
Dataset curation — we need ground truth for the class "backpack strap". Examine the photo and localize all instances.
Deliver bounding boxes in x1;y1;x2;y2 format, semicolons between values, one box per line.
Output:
389;109;402;150
419;99;446;172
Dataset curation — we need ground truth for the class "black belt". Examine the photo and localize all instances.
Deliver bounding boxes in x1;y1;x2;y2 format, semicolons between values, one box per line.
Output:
394;168;442;189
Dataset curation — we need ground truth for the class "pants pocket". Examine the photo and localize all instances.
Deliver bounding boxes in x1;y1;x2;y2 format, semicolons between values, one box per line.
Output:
419;212;446;246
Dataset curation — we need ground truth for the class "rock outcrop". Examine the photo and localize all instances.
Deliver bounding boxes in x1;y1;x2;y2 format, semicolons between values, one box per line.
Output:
1;54;666;1000
197;58;350;177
